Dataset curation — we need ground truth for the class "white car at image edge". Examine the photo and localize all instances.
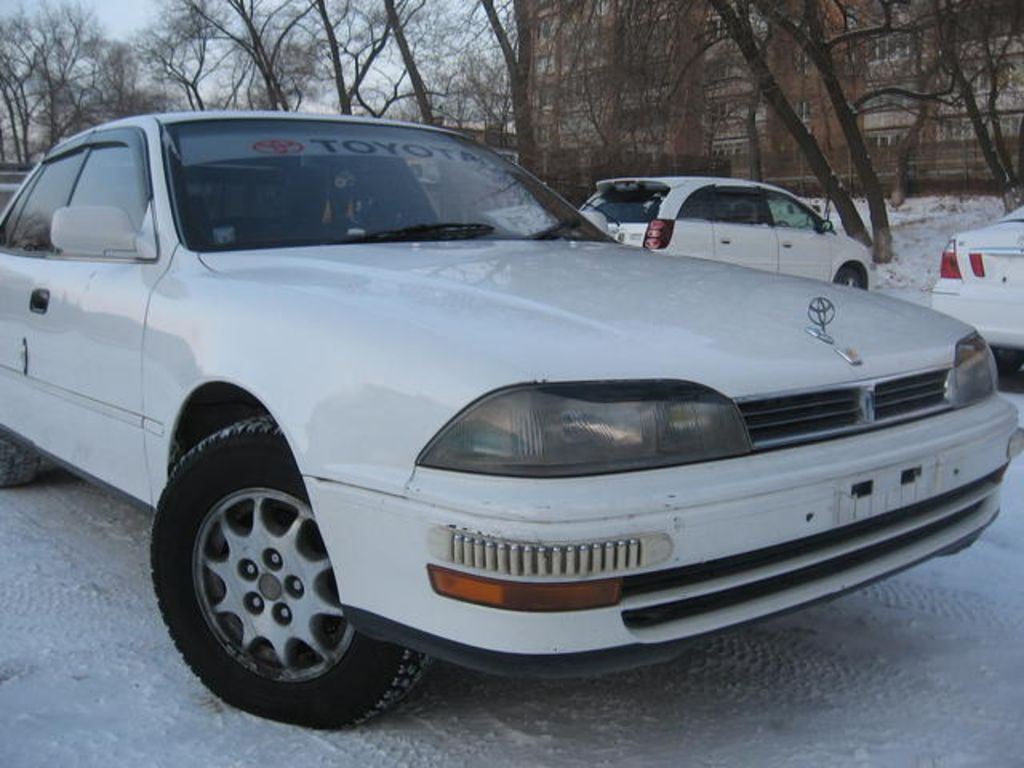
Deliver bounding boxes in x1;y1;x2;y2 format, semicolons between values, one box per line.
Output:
932;205;1024;375
582;176;874;288
0;112;1019;728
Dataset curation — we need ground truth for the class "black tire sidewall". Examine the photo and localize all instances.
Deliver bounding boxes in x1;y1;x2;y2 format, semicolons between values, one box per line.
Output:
151;425;413;728
833;264;866;289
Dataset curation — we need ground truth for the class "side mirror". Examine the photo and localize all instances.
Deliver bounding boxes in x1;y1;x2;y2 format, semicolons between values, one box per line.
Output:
580;208;611;234
819;219;835;234
52;205;139;258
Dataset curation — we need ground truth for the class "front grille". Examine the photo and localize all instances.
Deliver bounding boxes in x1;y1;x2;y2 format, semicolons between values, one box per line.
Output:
738;389;861;448
737;368;952;450
620;469;1000;629
874;369;949;420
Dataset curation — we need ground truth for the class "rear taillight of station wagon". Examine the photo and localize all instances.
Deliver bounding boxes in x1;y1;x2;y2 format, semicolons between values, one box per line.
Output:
644;219;674;250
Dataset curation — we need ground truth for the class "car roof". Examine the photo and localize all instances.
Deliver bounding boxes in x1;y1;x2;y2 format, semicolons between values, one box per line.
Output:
45;110;461;160
593;176;797;198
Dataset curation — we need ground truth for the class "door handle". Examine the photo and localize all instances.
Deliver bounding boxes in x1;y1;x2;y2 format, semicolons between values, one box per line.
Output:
29;288;49;314
782;242;793;248
720;238;732;245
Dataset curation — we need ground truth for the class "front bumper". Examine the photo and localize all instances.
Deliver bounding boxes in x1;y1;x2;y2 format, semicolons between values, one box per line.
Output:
306;396;1018;674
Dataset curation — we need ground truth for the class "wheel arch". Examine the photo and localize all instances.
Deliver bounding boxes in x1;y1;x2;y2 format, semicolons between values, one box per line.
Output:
169;381;288;472
833;260;869;288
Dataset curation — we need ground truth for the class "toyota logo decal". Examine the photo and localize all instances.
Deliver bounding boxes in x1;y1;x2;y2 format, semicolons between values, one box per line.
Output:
807;296;836;334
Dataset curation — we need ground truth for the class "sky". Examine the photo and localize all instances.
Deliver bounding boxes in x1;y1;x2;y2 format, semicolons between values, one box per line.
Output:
0;0;160;38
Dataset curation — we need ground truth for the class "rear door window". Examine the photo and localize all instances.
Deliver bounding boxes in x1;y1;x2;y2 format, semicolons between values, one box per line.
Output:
713;188;770;226
677;186;717;220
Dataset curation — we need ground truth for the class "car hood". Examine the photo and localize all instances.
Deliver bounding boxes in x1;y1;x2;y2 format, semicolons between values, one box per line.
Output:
199;240;970;399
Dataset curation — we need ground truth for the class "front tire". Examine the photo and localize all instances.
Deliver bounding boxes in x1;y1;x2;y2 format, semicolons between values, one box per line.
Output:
151;416;426;728
832;263;867;289
0;437;41;487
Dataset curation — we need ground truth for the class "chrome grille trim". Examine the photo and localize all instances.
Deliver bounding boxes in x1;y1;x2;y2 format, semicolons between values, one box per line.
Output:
737;367;952;450
429;527;673;578
874;369;949;420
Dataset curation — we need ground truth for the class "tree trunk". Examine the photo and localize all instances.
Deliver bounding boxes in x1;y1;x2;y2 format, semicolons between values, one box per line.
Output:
781;0;892;262
384;0;433;124
1017;114;1024;190
706;0;871;248
481;0;536;170
934;0;1016;208
0;87;20;163
891;102;931;207
313;0;351;114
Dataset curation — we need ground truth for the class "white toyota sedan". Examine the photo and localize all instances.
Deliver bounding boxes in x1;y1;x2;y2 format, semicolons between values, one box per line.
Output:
932;205;1024;375
0;113;1018;728
582;177;874;288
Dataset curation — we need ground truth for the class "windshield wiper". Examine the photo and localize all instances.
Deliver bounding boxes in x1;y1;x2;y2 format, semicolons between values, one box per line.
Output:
345;222;495;244
530;218;584;240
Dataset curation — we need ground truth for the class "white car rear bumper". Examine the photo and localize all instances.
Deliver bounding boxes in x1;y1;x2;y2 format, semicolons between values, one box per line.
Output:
306;396;1018;675
933;281;1024;350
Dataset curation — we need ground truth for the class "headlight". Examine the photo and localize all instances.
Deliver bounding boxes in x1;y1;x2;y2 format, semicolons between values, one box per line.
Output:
950;333;996;407
418;381;751;477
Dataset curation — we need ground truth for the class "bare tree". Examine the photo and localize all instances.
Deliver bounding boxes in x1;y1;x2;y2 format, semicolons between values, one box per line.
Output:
705;0;873;250
90;41;167;120
431;40;513;133
551;0;707;175
311;0;398;115
0;11;35;164
480;0;537;169
138;0;228;110
932;0;1024;209
747;0;904;261
184;0;315;111
384;0;433;123
28;3;104;149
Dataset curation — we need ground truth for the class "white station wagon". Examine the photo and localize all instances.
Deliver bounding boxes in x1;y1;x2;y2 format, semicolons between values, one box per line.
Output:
0;113;1019;728
932;205;1024;375
582;177;874;288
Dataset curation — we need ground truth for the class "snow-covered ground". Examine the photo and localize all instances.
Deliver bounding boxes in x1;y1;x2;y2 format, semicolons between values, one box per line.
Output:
2;198;1023;767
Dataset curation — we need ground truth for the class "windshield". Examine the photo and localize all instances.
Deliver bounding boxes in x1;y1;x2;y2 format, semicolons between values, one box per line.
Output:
164;119;604;251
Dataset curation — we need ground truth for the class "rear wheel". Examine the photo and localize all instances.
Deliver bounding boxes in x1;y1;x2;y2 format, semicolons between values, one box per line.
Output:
151;416;426;728
832;263;867;289
0;437;41;487
993;348;1024;377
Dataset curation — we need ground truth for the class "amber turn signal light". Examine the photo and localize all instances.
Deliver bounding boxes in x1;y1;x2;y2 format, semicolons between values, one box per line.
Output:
427;565;623;612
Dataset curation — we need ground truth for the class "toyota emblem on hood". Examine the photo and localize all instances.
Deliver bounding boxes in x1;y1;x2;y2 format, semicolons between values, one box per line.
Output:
806;296;836;344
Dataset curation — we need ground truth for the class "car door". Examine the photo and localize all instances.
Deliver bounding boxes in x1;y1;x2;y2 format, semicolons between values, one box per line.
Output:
710;186;778;272
0;148;88;423
765;190;832;281
15;128;162;501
